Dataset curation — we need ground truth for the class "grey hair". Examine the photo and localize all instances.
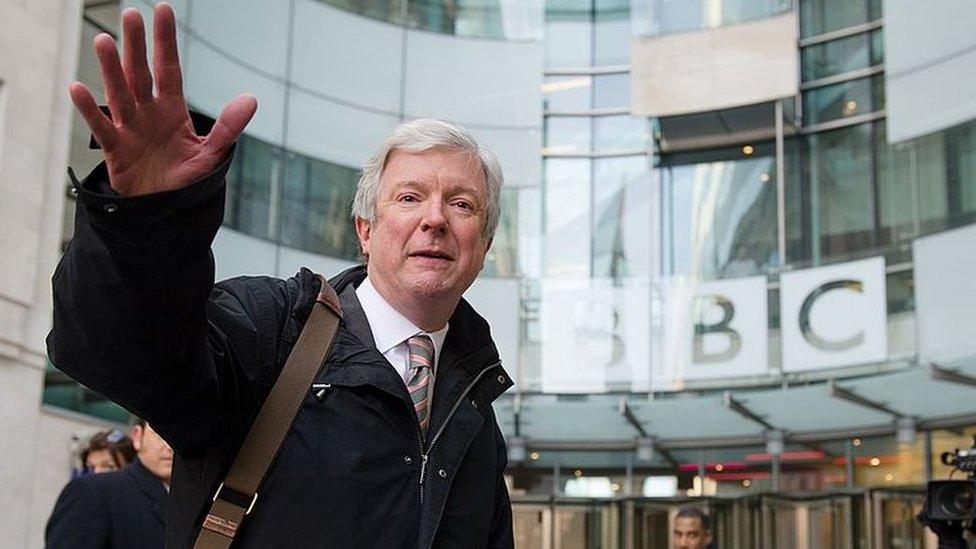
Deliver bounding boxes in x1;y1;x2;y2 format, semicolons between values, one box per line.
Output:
352;118;504;241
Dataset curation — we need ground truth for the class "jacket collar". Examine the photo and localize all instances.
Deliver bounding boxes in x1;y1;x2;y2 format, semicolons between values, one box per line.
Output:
328;265;501;376
126;457;168;525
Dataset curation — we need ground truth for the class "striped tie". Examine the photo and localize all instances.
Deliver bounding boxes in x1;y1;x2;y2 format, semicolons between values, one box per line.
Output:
406;335;434;437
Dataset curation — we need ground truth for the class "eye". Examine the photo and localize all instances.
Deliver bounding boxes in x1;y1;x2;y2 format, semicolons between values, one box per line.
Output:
453;200;474;210
398;193;419;203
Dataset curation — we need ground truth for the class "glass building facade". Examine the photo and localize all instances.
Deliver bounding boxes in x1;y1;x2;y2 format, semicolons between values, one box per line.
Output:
50;0;976;546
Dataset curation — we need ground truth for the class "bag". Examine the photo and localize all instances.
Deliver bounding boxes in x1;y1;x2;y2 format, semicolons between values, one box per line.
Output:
193;276;343;548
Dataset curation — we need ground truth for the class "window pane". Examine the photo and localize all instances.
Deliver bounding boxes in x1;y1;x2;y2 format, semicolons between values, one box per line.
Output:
594;115;648;151
280;154;360;260
875;121;916;245
593;73;629;109
545;18;593;68
663;147;779;278
594;9;630;66
226;135;275;240
869;28;884;66
592;156;651;278
483;186;520;277
800;0;870;38
544;158;592;277
793;124;876;265
801;33;870;81
545;116;592;153
803;75;882;125
543;75;593;112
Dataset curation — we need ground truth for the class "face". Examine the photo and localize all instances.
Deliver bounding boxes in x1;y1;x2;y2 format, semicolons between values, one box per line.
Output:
673;516;712;549
85;449;120;474
132;424;174;484
356;148;490;321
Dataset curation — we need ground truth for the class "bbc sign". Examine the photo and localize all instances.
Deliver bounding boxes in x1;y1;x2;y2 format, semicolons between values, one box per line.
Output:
654;256;887;389
540;257;889;393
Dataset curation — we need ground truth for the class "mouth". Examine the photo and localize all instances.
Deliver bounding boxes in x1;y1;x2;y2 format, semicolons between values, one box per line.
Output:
409;249;454;262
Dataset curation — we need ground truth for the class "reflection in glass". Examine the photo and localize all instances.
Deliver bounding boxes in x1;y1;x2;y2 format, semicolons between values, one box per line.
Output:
800;0;872;38
544;158;592;277
322;0;544;40
279;152;361;260
226;135;276;240
593;73;630;109
483;187;520;277
635;0;791;37
594;1;631;66
663;147;778;279
594;115;648;151
801;33;871;82
592;156;651;278
791;124;875;265
545;116;592;153
802;75;883;125
543;75;593;112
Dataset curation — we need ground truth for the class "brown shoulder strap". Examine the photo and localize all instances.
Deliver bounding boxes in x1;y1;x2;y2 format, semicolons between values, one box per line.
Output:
193;277;343;549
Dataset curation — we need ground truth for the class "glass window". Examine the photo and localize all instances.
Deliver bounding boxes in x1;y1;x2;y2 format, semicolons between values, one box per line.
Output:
802;75;883;125
594;115;648;151
279;153;361;260
543;75;593;112
639;0;791;36
593;73;629;109
545;116;592;153
800;0;871;38
483;186;520;277
545;17;593;68
662;145;779;278
593;8;631;66
790;124;876;265
592;156;651;278
875;122;916;245
225;135;276;240
544;158;592;277
869;28;884;66
801;33;871;82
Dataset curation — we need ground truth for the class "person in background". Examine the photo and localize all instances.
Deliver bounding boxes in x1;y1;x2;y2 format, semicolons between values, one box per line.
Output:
80;429;136;475
673;506;714;549
46;419;173;548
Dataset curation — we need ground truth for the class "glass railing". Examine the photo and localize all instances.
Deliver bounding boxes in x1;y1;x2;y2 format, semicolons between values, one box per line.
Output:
318;0;544;40
632;0;792;38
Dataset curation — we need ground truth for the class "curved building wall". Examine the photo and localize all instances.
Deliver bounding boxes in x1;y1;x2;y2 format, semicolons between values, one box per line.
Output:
42;1;976;505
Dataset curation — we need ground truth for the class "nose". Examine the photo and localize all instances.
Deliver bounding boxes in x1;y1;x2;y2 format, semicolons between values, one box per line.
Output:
419;197;448;234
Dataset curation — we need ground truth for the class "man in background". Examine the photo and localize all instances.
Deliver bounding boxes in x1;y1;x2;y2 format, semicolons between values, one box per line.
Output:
46;420;173;548
673;506;714;549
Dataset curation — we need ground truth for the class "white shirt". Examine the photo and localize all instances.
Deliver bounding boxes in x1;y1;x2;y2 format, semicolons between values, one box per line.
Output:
355;277;449;389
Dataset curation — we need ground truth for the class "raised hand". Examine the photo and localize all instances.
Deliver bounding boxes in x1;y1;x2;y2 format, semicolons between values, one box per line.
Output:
69;3;257;197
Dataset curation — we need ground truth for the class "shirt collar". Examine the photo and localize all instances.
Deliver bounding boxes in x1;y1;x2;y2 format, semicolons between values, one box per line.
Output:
356;277;449;358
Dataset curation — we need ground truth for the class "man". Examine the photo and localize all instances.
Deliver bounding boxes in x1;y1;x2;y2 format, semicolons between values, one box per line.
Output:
47;3;514;548
673;506;713;549
46;421;173;548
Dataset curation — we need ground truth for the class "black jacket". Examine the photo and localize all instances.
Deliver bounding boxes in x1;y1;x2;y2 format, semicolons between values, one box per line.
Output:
46;458;168;548
47;152;515;548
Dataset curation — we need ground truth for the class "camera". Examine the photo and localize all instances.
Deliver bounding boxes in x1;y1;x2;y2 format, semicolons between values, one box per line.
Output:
926;445;976;521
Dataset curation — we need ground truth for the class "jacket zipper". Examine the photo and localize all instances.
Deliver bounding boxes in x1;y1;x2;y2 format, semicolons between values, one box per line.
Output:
417;360;502;503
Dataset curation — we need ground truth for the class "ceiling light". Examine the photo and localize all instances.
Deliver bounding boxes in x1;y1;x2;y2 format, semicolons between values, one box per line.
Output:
869;457;881;466
742;145;755;156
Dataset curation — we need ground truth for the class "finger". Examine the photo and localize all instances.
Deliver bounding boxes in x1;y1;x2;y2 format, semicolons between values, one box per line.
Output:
152;3;184;98
69;82;118;150
94;34;136;124
204;94;258;158
121;8;153;103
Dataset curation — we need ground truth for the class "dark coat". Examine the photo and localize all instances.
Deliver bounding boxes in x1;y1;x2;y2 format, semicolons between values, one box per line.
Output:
45;458;168;549
47;145;515;548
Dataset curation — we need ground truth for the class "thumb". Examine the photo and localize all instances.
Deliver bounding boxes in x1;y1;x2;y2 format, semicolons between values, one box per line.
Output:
204;93;258;157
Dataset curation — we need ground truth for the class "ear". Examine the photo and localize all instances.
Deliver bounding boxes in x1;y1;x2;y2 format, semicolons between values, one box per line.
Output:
355;216;372;260
130;424;144;452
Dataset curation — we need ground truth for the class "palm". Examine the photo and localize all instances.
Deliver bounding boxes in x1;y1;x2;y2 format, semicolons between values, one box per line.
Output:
70;4;256;196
